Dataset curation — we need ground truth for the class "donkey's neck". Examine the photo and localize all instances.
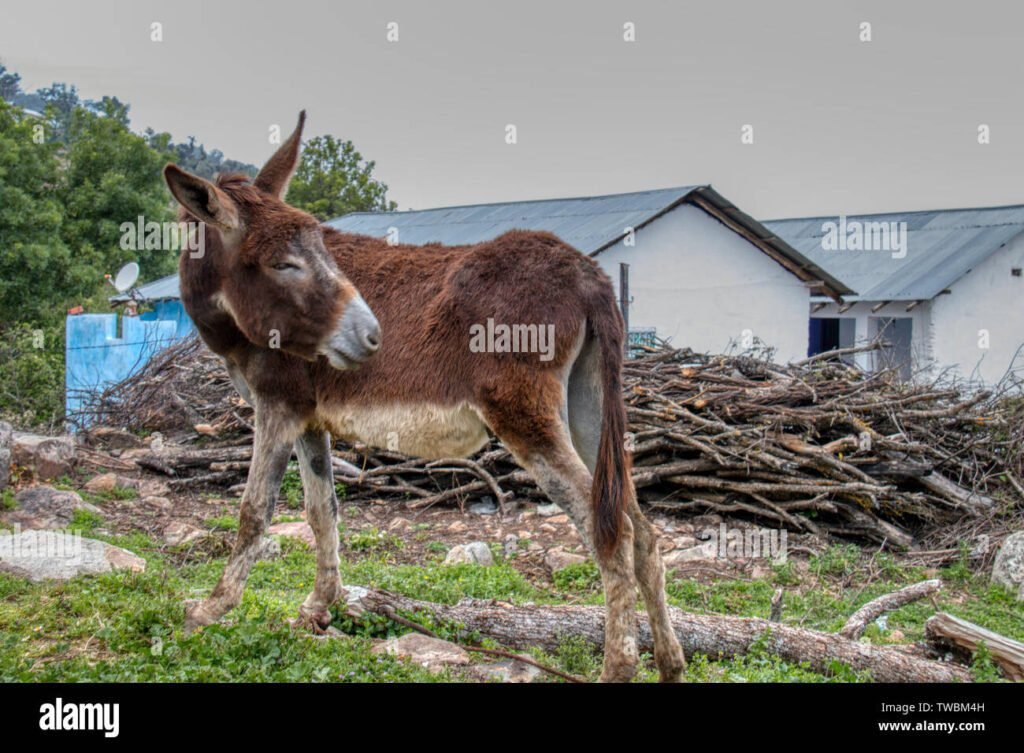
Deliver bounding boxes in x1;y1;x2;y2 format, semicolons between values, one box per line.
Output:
177;222;249;358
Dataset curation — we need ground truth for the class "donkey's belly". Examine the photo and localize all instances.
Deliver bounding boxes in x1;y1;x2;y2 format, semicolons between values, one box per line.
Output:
319;402;490;459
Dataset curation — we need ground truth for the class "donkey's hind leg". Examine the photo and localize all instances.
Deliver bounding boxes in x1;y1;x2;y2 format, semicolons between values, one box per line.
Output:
568;337;686;682
484;393;639;682
295;427;345;630
184;404;298;633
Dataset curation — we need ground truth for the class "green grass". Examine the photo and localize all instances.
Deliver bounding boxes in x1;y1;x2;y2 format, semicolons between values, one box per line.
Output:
0;523;1021;683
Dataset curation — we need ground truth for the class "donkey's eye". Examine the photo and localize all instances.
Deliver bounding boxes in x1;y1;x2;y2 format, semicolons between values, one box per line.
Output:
271;262;300;272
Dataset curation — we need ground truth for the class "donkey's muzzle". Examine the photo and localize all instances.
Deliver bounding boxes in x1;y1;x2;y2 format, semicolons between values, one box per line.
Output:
319;295;381;369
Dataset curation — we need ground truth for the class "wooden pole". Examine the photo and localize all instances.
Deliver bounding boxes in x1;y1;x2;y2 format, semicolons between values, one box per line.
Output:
619;262;630;350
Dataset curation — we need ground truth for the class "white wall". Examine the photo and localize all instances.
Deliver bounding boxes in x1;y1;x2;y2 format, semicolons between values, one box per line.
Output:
931;235;1024;385
597;203;811;363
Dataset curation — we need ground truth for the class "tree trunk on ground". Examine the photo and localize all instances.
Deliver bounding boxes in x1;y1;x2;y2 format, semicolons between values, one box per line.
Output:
344;587;972;683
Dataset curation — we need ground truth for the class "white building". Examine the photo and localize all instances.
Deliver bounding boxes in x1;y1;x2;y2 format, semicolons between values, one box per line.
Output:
332;186;848;363
767;205;1024;385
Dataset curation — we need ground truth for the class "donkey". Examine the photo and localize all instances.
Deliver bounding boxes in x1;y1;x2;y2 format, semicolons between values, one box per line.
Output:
162;112;685;682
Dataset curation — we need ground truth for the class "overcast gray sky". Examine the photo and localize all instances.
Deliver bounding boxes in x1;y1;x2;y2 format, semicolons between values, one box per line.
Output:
2;0;1021;218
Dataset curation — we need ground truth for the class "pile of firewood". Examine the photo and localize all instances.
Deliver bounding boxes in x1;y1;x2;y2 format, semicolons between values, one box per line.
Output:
82;335;1024;548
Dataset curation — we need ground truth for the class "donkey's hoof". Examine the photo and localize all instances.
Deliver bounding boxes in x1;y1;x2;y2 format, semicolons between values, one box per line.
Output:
297;604;333;634
657;650;687;682
598;665;638;683
183;599;217;635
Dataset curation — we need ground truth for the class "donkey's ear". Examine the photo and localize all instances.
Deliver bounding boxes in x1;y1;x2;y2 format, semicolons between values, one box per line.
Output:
254;110;306;200
163;164;240;232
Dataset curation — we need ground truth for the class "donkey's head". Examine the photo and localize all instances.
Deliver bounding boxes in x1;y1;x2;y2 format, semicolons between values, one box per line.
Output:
162;112;380;369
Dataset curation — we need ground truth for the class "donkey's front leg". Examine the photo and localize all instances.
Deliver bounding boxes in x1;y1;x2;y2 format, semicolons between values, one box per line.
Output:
295;428;345;631
184;405;299;633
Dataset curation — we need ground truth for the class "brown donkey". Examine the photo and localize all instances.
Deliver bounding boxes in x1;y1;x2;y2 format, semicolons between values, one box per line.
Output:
162;112;685;682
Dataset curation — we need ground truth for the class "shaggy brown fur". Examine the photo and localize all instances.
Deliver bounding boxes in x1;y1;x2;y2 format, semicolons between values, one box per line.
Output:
163;112;685;682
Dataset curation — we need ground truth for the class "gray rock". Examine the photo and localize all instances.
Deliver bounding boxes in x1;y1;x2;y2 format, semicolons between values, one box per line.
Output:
469;496;498;515
0;421;12;490
545;547;587;571
255;536;282;561
663;541;718;568
0;530;145;581
444;541;495;566
992;531;1024;600
372;632;470;672
467;658;541;683
7;486;101;530
12;433;76;480
162;520;208;546
536;503;561;517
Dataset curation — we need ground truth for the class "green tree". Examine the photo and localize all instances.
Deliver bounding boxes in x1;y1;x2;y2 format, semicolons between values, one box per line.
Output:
0;99;73;324
0;63;21;101
57;105;178;294
287;134;396;220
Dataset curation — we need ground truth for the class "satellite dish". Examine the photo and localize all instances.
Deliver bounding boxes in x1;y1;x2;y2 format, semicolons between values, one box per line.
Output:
111;262;140;293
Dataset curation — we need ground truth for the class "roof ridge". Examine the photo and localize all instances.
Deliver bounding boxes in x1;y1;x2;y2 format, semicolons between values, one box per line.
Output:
767;202;1024;225
332;184;705;220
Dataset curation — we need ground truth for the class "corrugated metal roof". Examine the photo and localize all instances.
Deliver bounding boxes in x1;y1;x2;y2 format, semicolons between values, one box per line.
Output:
112;185;851;303
766;205;1024;301
109;273;182;303
328;186;702;253
329;186;849;297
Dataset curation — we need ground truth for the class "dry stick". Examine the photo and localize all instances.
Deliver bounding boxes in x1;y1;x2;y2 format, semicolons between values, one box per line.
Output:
376;604;584;683
426;457;511;513
839;579;942;639
769;588;784;623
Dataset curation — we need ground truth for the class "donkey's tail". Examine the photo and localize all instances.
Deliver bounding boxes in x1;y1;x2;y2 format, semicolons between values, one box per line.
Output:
587;278;633;559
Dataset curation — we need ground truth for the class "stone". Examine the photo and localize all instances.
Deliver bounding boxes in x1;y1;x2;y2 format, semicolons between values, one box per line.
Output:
84;426;144;450
663;541;717;568
0;421;12;491
467;658;541;683
444;541;494;566
387;517;412;533
991;531;1024;599
469;497;498;515
545;547;587;571
7;487;101;530
267;521;317;548
84;473;119;493
138;479;170;498
255;536;282;561
163;521;208;546
536;503;561;517
11;433;77;480
141;496;172;510
372;633;470;672
547;514;570;525
0;530;145;581
447;520;468;534
539;523;557;534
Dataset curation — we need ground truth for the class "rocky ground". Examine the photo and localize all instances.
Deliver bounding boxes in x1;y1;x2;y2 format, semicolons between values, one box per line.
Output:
2;424;1023;682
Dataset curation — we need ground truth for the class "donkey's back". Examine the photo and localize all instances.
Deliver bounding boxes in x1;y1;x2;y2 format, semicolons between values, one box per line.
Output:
309;227;614;459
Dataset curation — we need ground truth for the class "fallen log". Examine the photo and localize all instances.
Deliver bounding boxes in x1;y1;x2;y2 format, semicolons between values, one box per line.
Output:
925;612;1024;681
840;579;941;639
344;587;972;682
